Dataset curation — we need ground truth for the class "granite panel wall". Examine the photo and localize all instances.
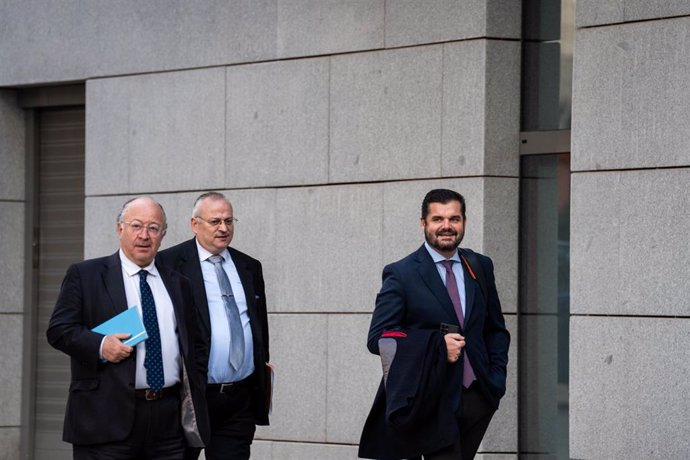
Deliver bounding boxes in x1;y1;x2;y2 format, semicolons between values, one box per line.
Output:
571;169;690;317
0;90;25;459
0;1;278;85
329;45;444;182
0;1;523;86
226;59;330;187
0;91;24;201
87;40;520;192
572;17;690;171
0;315;24;427
277;0;384;57
577;0;690;27
330;41;520;183
253;440;359;459
385;0;520;46
570;317;690;459
86;69;226;195
571;7;690;459
0;202;25;314
2;2;522;458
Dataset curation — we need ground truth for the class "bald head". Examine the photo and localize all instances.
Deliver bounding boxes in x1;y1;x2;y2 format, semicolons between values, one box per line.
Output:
117;196;167;267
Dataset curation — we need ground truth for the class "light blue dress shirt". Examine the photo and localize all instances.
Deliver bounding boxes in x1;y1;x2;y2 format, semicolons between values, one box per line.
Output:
196;241;255;383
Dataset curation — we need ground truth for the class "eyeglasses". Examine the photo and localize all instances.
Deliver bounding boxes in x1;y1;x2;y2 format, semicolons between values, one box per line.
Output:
195;216;238;228
120;220;165;236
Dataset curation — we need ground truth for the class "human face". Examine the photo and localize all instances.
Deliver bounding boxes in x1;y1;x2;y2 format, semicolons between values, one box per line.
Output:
192;198;234;255
421;200;465;258
117;198;166;267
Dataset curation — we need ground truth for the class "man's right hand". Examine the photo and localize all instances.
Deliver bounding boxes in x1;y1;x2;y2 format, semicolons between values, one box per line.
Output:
101;333;133;363
444;332;466;363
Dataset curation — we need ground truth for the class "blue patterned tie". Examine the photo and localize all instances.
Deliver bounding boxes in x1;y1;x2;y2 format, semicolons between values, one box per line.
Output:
139;270;165;391
208;255;245;371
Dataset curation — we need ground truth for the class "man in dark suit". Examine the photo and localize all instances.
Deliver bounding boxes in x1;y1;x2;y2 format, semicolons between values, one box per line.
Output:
47;196;210;459
366;189;510;460
158;191;269;460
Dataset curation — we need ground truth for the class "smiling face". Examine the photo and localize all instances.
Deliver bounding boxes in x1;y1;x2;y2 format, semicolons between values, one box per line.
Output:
117;197;166;267
421;200;466;258
191;196;234;255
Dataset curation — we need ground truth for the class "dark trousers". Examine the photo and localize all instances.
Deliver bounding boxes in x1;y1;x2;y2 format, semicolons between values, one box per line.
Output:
419;383;496;460
185;383;256;460
73;395;184;460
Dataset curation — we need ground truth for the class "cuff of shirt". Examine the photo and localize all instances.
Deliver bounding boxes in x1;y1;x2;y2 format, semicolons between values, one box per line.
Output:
99;336;106;361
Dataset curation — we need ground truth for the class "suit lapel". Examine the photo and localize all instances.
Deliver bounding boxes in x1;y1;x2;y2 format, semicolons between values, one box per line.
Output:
158;263;189;355
414;246;458;323
178;239;211;330
102;252;128;315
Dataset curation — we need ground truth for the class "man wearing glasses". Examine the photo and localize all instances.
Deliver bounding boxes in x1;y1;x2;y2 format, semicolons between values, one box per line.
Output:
158;191;270;460
47;196;210;459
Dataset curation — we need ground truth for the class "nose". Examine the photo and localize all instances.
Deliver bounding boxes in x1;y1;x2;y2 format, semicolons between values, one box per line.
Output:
137;227;151;238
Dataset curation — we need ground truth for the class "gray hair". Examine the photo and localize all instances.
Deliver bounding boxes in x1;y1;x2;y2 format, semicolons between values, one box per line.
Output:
191;192;232;218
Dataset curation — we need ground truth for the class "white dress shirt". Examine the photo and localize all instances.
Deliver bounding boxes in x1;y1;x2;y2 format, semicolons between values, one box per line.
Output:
119;250;181;389
196;241;255;383
424;242;467;317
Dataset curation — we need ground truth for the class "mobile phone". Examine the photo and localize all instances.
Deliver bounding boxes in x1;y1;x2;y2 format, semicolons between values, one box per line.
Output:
440;322;459;335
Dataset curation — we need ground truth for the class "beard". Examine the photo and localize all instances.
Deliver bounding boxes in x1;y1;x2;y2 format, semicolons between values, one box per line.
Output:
425;227;464;254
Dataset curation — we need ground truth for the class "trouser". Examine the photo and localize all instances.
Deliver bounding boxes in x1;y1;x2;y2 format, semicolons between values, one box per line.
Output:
73;391;184;460
185;378;256;460
418;382;497;460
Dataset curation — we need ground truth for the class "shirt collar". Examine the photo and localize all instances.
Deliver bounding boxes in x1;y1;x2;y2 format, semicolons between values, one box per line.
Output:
195;238;230;263
424;241;461;264
118;249;159;277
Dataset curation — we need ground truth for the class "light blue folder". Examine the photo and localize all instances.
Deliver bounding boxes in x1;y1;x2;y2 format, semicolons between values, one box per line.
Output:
92;306;148;347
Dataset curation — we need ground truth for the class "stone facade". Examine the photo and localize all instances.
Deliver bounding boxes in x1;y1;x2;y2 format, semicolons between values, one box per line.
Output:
1;1;687;459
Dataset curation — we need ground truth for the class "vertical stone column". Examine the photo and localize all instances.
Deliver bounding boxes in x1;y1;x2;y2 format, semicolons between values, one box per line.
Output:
0;89;26;458
571;4;690;458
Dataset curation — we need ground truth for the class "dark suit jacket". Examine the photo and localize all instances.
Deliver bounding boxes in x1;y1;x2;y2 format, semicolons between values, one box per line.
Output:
367;245;510;411
46;252;210;447
157;238;270;425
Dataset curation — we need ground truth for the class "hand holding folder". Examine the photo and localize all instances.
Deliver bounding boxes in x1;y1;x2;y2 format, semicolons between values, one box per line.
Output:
92;306;148;347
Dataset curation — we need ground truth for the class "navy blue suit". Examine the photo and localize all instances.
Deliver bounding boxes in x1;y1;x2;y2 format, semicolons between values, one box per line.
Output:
366;245;510;456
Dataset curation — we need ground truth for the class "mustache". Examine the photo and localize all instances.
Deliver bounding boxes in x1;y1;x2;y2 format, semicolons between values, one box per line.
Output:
436;230;458;236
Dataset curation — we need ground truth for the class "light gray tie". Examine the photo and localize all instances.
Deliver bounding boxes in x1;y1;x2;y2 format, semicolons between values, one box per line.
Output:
208;254;244;371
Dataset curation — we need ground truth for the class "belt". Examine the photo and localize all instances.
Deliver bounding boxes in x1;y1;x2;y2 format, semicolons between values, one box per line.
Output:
135;385;179;401
207;377;253;394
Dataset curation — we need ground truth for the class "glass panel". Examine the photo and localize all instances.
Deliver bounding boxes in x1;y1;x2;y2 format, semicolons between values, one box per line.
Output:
522;0;576;130
519;153;570;459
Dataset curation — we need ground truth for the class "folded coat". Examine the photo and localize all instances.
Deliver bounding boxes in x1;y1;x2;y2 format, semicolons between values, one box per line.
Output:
358;329;462;460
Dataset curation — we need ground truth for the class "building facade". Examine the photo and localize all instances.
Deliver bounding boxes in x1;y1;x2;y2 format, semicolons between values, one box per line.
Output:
0;1;687;459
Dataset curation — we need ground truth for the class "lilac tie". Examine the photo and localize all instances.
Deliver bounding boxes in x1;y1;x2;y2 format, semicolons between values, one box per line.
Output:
441;260;476;388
